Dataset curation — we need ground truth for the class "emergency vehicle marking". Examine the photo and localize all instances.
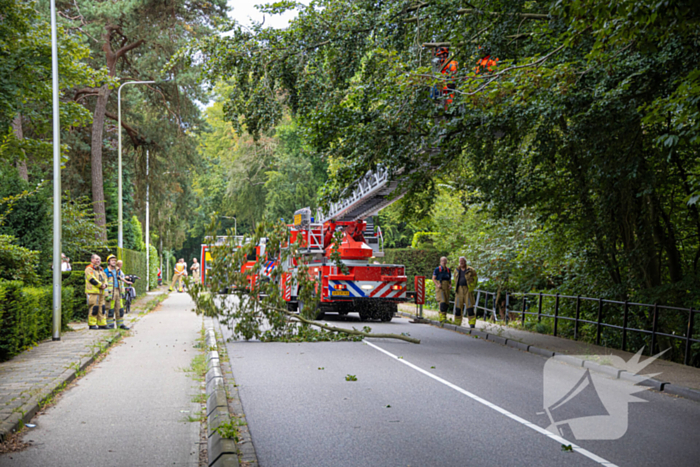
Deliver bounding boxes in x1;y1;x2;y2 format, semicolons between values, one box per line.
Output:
330;280;406;299
329;281;366;298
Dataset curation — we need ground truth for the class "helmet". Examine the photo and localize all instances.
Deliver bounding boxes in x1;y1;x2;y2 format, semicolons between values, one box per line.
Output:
106;254;117;263
435;46;449;58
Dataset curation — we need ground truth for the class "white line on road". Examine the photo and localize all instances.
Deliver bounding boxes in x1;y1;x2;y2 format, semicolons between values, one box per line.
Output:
364;340;617;467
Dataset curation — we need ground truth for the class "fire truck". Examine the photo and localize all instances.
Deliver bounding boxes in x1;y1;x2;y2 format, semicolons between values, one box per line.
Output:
200;235;269;290
279;167;426;321
201;167;426;321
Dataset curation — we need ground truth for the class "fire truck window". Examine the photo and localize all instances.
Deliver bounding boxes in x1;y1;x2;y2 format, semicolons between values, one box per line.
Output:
246;252;257;261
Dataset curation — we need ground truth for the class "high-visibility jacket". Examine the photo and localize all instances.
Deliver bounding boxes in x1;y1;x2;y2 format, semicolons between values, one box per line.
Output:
175;263;186;275
85;265;107;294
105;267;125;300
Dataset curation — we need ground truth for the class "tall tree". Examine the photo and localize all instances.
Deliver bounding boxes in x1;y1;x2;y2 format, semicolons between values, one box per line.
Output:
52;0;228;239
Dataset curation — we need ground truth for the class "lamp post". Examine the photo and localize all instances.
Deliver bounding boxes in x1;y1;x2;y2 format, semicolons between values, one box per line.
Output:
117;80;155;250
50;0;61;341
145;149;150;291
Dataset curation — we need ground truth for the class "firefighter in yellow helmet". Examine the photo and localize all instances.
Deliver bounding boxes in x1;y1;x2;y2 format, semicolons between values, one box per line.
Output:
105;254;129;330
85;254;108;329
169;258;187;292
454;256;478;328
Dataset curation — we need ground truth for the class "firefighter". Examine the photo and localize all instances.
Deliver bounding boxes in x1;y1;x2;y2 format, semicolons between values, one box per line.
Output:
454;256;478;328
105;255;129;330
85;254;108;330
169;258;187;292
433;46;458;110
432;256;452;321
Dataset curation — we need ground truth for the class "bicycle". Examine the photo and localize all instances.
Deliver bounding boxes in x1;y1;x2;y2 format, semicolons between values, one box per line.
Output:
123;275;140;313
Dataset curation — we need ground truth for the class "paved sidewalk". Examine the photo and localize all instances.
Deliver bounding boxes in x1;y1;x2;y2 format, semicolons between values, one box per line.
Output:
399;304;700;392
0;289;165;442
1;291;202;466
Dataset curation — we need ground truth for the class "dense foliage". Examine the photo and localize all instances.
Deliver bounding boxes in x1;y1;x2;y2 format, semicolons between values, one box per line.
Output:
183;0;700;309
0;281;73;361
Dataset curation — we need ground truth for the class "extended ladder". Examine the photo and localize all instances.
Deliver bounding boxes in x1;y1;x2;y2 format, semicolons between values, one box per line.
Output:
320;167;407;223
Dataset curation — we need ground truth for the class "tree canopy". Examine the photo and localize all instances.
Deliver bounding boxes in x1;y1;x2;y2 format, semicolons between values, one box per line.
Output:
178;0;700;307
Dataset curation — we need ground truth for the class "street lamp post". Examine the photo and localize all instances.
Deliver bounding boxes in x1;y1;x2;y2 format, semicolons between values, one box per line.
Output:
145;149;149;291
50;0;61;341
117;80;155;250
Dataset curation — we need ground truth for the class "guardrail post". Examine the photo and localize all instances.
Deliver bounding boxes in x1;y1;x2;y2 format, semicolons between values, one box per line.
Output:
650;303;658;356
596;298;603;346
493;293;497;321
521;295;526;325
574;295;581;340
685;308;694;366
622;301;629;352
538;292;542;323
554;293;560;337
505;292;510;324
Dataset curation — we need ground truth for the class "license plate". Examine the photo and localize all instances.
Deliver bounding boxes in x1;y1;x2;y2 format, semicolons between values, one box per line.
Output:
331;290;349;296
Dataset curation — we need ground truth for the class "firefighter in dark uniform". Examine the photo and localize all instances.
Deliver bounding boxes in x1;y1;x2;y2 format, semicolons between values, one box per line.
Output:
85;254;108;329
454;256;478;328
432;256;452;321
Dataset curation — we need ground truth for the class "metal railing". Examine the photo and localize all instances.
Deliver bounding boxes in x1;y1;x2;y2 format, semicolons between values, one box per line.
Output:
469;290;699;366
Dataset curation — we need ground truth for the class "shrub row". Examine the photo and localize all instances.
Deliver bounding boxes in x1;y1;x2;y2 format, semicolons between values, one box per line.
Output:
0;281;74;362
382;248;448;290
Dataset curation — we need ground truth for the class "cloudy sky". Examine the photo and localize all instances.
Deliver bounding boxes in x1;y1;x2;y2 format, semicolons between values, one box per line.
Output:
227;0;299;29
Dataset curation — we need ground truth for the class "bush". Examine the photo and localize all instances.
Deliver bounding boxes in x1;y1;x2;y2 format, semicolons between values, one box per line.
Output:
119;247;147;296
63;270;88;320
0;281;73;362
0;234;39;283
382;248;448;290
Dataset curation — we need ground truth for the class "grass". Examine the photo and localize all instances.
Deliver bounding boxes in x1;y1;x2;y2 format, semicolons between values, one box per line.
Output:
182;325;207;425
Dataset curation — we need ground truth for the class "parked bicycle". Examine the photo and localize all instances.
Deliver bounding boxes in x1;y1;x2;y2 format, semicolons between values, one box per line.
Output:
123;275;140;313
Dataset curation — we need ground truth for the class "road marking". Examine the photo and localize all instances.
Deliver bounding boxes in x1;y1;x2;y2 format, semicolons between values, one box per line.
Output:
365;340;618;467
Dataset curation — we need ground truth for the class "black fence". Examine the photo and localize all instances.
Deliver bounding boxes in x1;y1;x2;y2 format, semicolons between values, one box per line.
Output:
467;291;699;367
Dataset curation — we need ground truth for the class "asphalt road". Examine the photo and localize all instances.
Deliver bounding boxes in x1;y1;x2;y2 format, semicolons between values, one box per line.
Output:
220;313;700;467
1;292;202;467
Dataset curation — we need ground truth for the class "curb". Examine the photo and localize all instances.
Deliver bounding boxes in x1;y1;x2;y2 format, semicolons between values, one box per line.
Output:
203;321;240;467
396;310;700;403
0;333;122;442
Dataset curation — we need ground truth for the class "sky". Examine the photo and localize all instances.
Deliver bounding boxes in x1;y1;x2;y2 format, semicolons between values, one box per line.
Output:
227;0;299;29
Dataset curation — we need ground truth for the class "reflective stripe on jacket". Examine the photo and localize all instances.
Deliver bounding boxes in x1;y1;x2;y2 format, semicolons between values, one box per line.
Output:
85;265;106;294
105;267;125;298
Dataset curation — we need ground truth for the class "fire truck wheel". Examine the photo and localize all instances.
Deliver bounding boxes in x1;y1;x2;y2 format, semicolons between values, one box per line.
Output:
359;309;372;322
286;302;298;312
380;303;397;322
315;309;325;320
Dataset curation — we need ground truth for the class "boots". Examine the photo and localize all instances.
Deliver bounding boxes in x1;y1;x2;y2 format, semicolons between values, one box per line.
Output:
454;316;463;326
439;312;447;322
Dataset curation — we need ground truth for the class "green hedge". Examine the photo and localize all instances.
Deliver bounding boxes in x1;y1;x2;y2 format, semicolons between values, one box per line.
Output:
62;270;88;320
0;281;73;362
119;247;147;296
382;248;448;290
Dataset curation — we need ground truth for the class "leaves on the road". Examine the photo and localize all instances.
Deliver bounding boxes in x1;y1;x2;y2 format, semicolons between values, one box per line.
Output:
345;374;357;381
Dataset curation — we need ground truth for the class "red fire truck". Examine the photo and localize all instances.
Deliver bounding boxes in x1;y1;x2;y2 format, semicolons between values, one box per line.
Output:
278;168;426;321
201;168;426;320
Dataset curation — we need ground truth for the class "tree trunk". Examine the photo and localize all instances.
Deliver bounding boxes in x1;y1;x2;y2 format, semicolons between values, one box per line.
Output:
91;83;111;241
12;114;28;182
88;25;144;240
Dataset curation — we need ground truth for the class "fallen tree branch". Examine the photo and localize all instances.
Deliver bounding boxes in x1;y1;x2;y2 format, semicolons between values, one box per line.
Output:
259;303;421;344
